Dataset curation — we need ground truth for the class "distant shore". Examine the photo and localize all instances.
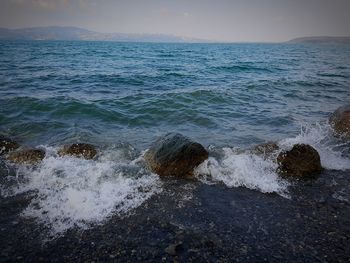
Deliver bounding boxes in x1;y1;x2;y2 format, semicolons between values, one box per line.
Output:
1;26;350;44
287;36;350;44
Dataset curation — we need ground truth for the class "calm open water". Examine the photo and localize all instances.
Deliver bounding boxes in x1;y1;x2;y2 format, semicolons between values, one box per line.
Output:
0;41;349;235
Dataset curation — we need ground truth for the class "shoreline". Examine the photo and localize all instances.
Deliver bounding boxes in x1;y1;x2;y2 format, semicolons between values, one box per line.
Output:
1;169;349;262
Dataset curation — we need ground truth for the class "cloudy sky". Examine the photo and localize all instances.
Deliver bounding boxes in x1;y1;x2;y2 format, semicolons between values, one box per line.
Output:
1;0;350;42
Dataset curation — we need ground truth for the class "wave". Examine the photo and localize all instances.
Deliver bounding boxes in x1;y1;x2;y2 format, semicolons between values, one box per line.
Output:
279;122;350;171
195;148;289;197
317;73;348;78
213;64;276;73
0;120;349;237
194;121;350;196
0;145;161;236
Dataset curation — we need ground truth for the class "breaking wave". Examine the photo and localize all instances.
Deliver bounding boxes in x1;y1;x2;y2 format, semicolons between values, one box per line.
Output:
195;121;350;197
1;146;161;235
0;120;349;236
195;148;289;197
280;121;350;170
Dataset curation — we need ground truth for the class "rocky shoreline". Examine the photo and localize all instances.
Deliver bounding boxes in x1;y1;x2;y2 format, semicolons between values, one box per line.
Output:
0;105;349;262
0;169;349;262
2;104;350;179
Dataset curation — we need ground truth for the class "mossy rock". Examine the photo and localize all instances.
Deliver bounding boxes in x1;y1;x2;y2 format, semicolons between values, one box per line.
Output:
58;143;97;160
7;149;45;165
329;105;350;139
144;133;208;177
277;144;322;177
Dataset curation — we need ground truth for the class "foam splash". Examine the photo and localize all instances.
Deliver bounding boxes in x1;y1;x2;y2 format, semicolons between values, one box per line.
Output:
2;146;161;235
1;121;348;235
195;121;350;197
195;148;289;197
279;122;350;171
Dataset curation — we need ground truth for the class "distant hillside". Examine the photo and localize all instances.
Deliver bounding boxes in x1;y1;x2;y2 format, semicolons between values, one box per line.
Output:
0;26;206;43
288;36;350;44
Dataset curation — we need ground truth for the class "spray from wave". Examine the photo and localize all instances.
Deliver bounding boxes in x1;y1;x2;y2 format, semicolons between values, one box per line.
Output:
195;148;289;197
1;145;161;236
279;121;350;171
195;121;350;197
0;121;349;235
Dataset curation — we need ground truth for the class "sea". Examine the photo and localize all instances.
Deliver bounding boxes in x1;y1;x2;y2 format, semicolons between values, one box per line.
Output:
0;41;349;235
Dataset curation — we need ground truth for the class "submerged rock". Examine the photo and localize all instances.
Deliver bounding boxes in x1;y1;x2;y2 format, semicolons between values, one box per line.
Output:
250;142;279;159
144;133;208;177
0;135;20;155
329;104;350;139
58;143;97;160
7;149;45;165
277;144;322;177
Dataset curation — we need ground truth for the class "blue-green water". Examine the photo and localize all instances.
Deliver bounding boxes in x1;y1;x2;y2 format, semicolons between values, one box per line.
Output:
1;41;350;234
1;41;349;147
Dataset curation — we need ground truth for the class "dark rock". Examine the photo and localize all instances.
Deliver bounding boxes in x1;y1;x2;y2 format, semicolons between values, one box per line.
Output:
7;149;45;165
58;143;97;160
144;133;208;177
277;144;322;177
329;105;350;139
0;135;20;155
250;142;279;159
165;243;183;256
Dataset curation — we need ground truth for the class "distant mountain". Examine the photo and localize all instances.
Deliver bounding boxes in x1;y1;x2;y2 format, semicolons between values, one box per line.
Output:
0;26;207;43
287;36;350;44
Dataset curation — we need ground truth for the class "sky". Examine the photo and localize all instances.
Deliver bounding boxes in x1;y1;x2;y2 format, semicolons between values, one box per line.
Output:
0;0;350;42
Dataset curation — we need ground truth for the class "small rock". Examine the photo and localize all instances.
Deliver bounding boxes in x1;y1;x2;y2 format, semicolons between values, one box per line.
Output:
165;243;183;256
250;142;279;159
329;105;350;139
7;148;45;165
277;144;322;177
0;135;20;155
144;133;208;177
58;143;97;160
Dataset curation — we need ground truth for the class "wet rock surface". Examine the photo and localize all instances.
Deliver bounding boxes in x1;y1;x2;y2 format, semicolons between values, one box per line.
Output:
6;149;45;165
277;144;322;177
250;142;279;159
330;104;350;139
144;133;208;177
0;164;349;263
0;135;20;155
58;143;97;160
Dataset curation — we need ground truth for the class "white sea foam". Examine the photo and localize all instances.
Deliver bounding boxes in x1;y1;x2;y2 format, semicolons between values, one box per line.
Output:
1;121;348;235
194;121;349;197
2;146;161;235
279;122;350;171
195;148;289;197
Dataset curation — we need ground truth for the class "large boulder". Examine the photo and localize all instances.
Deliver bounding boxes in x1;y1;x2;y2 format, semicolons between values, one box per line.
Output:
7;149;45;165
277;144;322;177
329;105;350;139
58;143;97;160
144;133;208;177
0;135;20;155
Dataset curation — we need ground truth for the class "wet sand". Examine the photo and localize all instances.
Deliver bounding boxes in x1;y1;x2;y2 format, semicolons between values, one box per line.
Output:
0;169;349;262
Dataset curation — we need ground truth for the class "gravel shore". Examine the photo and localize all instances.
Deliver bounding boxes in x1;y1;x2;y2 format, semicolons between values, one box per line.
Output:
1;169;349;262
